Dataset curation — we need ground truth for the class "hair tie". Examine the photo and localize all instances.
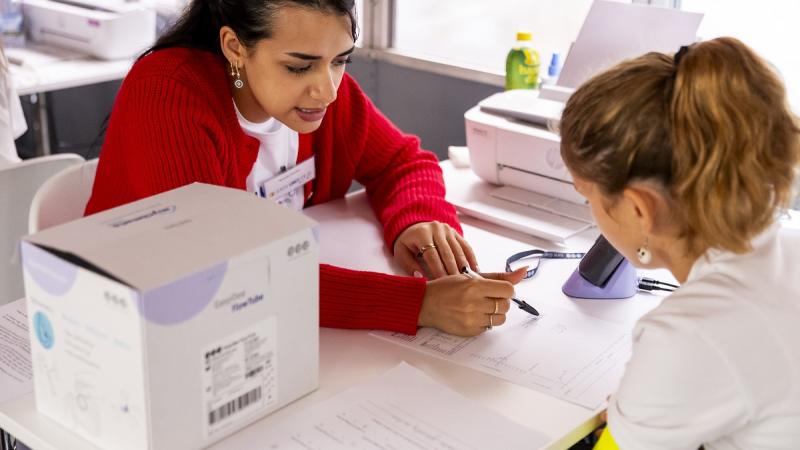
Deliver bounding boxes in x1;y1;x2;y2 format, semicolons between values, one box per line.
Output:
674;45;691;69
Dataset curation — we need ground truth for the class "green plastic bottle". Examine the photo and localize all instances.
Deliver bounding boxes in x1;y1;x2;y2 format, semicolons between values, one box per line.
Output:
505;31;540;90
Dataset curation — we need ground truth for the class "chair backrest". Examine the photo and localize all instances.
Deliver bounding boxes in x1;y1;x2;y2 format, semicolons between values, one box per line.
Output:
29;158;99;234
0;153;85;304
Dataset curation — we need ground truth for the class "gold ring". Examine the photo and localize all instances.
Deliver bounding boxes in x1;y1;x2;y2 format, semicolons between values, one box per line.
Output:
493;301;499;315
416;243;437;258
486;314;493;330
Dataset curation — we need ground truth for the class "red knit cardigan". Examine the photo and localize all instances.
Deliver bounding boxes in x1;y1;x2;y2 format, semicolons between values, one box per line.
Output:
85;48;462;335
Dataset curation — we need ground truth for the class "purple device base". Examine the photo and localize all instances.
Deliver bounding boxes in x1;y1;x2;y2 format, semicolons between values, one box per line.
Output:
562;259;638;299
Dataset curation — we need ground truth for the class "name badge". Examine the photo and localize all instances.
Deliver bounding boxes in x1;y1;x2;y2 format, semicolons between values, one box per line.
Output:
258;156;315;207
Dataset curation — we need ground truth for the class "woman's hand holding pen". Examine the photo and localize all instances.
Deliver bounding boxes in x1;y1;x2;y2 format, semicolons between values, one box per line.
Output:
417;268;527;337
393;221;478;279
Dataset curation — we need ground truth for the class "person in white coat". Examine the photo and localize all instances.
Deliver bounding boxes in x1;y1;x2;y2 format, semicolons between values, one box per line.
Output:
0;45;27;165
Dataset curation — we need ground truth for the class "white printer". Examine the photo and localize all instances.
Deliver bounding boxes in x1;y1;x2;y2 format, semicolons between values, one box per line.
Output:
460;87;594;243
23;0;156;60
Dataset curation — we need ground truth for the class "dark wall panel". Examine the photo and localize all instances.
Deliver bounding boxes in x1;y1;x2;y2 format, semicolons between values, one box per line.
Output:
349;55;500;161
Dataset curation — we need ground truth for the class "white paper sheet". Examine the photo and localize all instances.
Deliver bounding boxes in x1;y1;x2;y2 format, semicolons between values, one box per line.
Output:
0;299;33;405
373;306;630;410
213;362;548;450
558;0;703;88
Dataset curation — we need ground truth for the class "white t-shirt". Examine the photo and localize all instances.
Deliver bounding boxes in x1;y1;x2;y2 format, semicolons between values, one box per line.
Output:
0;56;27;165
607;223;800;450
235;102;302;210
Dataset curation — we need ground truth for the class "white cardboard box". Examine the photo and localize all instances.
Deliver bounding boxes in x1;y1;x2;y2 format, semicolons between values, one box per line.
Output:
20;183;319;450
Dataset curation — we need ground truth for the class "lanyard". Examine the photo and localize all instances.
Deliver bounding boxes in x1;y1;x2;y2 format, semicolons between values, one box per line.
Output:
505;249;586;279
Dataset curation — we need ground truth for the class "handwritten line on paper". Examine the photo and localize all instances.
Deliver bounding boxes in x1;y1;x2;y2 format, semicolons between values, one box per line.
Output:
372;306;631;410
211;362;548;450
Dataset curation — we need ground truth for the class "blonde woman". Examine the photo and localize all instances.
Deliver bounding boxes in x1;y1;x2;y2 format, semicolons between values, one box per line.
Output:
559;37;800;449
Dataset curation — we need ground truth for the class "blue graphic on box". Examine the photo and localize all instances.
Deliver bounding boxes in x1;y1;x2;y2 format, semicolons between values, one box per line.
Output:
34;311;55;349
21;242;78;296
137;262;228;325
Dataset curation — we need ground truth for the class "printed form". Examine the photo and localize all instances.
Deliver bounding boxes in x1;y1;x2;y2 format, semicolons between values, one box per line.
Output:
213;362;548;450
0;299;32;404
373;306;631;410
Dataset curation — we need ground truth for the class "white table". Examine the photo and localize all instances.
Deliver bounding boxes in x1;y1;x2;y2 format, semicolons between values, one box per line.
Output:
0;163;676;450
6;43;132;155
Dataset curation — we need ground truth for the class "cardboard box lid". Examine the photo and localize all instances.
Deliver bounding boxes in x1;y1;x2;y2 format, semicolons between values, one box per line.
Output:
24;183;318;290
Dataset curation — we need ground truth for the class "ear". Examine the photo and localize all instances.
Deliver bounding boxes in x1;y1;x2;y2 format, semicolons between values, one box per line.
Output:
219;26;246;64
620;183;664;235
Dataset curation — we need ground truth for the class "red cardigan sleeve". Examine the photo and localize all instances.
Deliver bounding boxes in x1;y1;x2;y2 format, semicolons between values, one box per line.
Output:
319;264;426;334
337;76;462;249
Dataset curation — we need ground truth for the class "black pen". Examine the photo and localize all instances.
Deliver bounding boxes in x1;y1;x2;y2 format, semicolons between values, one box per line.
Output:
510;297;539;317
460;266;539;317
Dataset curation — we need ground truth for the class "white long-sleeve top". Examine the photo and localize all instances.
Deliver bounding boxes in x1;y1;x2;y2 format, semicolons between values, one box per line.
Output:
608;223;800;449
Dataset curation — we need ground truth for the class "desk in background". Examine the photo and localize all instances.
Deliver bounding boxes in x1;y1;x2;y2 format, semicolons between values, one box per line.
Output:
6;43;132;156
0;162;680;450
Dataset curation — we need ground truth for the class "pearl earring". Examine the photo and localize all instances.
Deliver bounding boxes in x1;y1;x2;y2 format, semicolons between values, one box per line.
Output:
637;237;652;264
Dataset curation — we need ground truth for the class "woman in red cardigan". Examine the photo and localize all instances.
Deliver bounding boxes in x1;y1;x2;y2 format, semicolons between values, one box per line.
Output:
86;0;525;337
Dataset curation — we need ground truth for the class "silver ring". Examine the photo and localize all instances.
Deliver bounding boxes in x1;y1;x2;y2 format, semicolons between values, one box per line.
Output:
492;301;499;315
486;314;493;330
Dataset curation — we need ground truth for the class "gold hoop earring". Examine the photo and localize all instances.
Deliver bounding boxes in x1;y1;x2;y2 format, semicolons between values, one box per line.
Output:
230;61;244;89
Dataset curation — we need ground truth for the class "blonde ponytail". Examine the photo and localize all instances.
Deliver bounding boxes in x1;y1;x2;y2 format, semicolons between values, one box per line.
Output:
669;37;798;252
560;37;800;254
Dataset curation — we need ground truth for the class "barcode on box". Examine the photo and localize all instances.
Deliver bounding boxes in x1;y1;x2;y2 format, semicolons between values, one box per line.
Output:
208;387;262;425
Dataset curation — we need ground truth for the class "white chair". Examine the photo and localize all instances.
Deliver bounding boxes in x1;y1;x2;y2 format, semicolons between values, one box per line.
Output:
0;153;85;304
29;158;99;234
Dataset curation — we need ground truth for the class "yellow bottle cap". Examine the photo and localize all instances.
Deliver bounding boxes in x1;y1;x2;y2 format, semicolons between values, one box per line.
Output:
516;31;532;41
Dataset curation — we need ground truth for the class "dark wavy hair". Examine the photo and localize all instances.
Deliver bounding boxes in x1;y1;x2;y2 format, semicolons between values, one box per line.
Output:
144;0;358;57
